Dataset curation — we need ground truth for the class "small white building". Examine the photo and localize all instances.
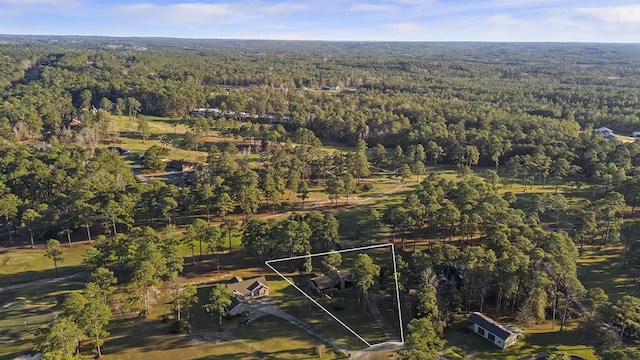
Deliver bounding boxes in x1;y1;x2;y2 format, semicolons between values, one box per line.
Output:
468;312;523;349
632;131;640;138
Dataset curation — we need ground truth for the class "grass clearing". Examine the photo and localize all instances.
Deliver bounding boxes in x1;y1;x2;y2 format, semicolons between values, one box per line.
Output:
0;244;89;286
0;281;85;360
578;245;640;303
444;317;596;360
266;267;390;349
104;278;344;360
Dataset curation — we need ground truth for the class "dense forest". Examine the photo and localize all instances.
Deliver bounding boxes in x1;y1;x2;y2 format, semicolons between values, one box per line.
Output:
2;36;640;359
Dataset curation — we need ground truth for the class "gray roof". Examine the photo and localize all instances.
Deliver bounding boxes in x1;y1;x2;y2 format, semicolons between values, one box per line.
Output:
226;276;268;296
468;312;512;340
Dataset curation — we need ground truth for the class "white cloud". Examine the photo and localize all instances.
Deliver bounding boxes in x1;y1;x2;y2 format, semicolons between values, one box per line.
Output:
114;3;235;23
385;22;425;33
576;4;640;24
0;0;78;4
113;2;310;25
349;3;396;12
0;0;82;9
485;14;524;26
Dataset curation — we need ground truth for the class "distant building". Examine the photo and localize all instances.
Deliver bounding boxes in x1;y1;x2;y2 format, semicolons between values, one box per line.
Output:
321;85;340;91
191;108;222;117
632;131;640;138
165;159;197;172
310;270;352;295
594;127;615;140
468;312;523;349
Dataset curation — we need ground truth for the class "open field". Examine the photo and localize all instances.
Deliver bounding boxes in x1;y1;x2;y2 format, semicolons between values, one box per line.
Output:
578;245;640;303
0;116;623;360
0;281;85;360
444;317;596;360
0;244;87;286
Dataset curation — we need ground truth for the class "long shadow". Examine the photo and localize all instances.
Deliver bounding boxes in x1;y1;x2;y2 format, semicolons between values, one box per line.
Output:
0;265;87;288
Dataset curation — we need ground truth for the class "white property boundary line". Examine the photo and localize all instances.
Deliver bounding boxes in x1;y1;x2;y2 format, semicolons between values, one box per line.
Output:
264;243;405;348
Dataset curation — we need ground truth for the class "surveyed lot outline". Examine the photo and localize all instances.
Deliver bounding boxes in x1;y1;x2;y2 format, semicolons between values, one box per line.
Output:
265;243;405;348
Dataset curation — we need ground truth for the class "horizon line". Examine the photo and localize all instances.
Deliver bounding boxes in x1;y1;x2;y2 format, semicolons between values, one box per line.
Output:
0;33;639;45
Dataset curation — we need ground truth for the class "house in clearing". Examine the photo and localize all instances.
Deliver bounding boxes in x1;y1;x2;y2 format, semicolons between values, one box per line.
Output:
310;270;352;295
594;127;615;140
165;159;198;172
632;131;640;138
468;312;523;349
225;275;269;316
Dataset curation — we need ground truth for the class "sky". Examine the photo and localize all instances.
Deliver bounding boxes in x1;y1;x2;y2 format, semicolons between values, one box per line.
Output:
0;0;639;42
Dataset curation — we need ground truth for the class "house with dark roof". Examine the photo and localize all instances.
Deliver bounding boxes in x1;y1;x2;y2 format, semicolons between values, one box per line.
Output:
468;312;523;349
225;276;269;316
310;270;352;295
165;159;198;172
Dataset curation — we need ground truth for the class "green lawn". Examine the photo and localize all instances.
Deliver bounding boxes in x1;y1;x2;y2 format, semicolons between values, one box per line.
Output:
0;281;85;360
266;270;389;349
0;244;88;286
578;245;640;303
103;280;344;360
444;318;596;360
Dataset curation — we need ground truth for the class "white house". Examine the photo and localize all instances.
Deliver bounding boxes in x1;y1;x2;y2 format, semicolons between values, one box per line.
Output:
594;127;615;140
468;312;523;349
632;131;640;138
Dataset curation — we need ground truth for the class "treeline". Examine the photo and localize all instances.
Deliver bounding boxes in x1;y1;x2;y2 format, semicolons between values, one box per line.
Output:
3;40;640;150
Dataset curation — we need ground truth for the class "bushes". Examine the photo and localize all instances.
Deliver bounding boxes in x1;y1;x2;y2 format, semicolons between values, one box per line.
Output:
170;319;190;334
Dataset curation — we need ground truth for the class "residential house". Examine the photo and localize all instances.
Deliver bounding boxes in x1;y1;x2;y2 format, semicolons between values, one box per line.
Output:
310;270;352;295
632;131;640;138
594;127;615;140
321;85;340;91
225;276;269;316
468;312;523;349
165;159;198;172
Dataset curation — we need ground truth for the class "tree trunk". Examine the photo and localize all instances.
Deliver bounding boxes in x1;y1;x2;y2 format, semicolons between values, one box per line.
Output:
560;296;570;331
6;223;12;244
552;276;559;330
85;223;92;243
29;231;34;248
67;231;72;247
604;218;612;246
228;232;232;253
112;219;117;235
363;294;367;314
96;336;102;357
620;315;627;339
54;260;59;277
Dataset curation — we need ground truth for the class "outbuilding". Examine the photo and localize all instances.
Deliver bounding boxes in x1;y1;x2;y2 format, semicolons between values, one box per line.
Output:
468;312;523;349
